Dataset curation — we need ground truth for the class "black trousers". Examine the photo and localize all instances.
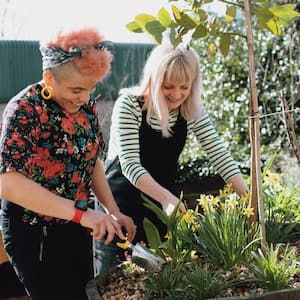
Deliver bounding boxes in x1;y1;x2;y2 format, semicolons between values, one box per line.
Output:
1;216;93;300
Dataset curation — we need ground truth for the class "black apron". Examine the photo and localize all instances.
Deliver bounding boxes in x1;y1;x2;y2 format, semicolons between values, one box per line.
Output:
105;108;187;244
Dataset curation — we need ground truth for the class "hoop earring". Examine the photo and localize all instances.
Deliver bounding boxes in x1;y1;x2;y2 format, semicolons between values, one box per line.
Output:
41;86;53;100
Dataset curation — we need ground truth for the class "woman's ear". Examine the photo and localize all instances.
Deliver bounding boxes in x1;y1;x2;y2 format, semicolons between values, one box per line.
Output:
42;70;54;86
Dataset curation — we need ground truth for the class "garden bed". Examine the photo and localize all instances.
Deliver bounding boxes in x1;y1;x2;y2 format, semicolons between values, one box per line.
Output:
86;262;300;300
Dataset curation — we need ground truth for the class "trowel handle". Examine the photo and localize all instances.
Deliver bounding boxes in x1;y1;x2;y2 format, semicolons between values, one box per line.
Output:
112;236;130;250
103;234;130;250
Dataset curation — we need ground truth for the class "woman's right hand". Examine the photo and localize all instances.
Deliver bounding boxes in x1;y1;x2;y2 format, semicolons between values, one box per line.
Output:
160;195;186;216
80;209;126;244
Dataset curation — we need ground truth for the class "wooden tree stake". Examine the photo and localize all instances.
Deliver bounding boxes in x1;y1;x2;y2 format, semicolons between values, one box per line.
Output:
244;0;267;250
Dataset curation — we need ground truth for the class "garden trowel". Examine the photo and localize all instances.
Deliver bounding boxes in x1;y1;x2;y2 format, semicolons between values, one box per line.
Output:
113;237;166;272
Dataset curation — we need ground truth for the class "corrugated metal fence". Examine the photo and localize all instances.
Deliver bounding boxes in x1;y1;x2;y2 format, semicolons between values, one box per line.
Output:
0;40;154;102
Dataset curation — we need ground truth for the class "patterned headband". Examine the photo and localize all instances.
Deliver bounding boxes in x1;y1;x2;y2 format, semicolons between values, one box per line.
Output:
39;41;112;70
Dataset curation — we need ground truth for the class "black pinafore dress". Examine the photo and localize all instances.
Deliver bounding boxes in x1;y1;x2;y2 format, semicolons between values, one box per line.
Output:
105;106;187;244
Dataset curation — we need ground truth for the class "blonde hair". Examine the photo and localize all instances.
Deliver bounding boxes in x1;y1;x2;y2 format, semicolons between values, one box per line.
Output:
121;42;203;137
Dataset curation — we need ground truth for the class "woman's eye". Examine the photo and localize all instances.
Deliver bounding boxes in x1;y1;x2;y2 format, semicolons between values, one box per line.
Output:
72;89;82;94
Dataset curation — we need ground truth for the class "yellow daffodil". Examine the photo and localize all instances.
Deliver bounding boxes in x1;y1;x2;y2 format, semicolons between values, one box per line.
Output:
197;194;209;210
264;170;282;189
165;232;172;240
240;193;250;204
223;183;233;196
226;198;238;210
182;211;196;224
209;196;220;208
243;206;254;218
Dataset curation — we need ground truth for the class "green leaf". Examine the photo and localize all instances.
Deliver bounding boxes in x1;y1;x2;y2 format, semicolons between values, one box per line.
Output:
219;33;231;57
126;21;143;33
198;9;208;22
269;4;300;26
135;13;156;28
192;24;207;38
226;6;236;23
142;194;168;224
172;5;197;29
255;6;282;35
144;20;166;44
135;14;166;44
143;217;162;249
169;27;177;46
157;7;172;27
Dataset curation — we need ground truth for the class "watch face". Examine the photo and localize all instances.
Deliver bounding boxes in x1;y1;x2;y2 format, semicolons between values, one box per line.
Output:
75;200;88;211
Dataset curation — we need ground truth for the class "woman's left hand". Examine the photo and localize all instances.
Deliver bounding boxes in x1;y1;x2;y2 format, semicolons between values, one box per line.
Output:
110;212;137;242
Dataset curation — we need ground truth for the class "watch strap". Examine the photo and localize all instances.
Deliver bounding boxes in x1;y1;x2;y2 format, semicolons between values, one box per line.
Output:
72;208;85;223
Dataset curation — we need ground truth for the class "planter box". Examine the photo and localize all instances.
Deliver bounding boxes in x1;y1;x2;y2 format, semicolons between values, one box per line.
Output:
86;269;300;300
86;269;113;300
209;287;300;300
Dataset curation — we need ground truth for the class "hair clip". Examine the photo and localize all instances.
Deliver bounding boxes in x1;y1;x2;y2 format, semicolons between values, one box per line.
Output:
95;41;113;51
68;47;83;57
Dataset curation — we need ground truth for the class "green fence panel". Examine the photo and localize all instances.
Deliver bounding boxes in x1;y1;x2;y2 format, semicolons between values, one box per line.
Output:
0;40;154;103
0;40;42;102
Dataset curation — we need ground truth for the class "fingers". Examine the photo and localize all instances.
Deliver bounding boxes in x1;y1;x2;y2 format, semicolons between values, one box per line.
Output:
179;202;186;213
90;214;122;244
125;221;137;242
111;212;137;242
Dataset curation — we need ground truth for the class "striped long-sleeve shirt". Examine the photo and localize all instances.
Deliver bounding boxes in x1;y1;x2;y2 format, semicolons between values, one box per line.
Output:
106;94;241;186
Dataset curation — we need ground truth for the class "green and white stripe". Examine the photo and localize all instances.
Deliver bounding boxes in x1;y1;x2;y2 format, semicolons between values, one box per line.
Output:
106;94;241;185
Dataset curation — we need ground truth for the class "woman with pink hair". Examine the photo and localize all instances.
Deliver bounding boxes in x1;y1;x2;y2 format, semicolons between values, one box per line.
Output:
0;27;136;300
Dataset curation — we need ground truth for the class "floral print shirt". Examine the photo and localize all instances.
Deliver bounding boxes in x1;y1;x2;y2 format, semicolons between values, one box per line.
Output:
0;82;105;224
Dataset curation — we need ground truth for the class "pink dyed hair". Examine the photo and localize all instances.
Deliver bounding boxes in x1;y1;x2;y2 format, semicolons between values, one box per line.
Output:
47;27;112;81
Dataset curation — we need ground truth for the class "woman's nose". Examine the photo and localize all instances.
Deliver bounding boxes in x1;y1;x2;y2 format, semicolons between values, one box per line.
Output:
172;89;182;99
78;91;90;103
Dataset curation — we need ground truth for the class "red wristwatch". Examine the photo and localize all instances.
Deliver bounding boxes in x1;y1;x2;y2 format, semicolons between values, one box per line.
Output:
72;200;88;223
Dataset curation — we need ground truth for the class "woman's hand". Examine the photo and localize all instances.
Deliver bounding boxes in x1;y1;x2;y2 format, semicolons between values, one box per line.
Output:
160;195;186;216
80;209;126;244
110;211;137;242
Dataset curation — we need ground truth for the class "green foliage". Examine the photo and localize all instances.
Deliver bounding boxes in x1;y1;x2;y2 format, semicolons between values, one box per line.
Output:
142;194;196;263
144;262;187;299
140;182;300;297
144;262;237;300
126;1;300;50
251;245;300;291
177;18;300;181
127;1;300;183
194;185;260;269
261;158;300;243
184;263;236;300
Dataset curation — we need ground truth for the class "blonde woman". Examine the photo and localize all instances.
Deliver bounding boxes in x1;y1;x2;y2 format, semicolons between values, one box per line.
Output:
96;42;248;274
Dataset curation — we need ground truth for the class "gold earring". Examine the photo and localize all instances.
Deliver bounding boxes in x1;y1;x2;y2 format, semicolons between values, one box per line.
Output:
41;86;53;100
